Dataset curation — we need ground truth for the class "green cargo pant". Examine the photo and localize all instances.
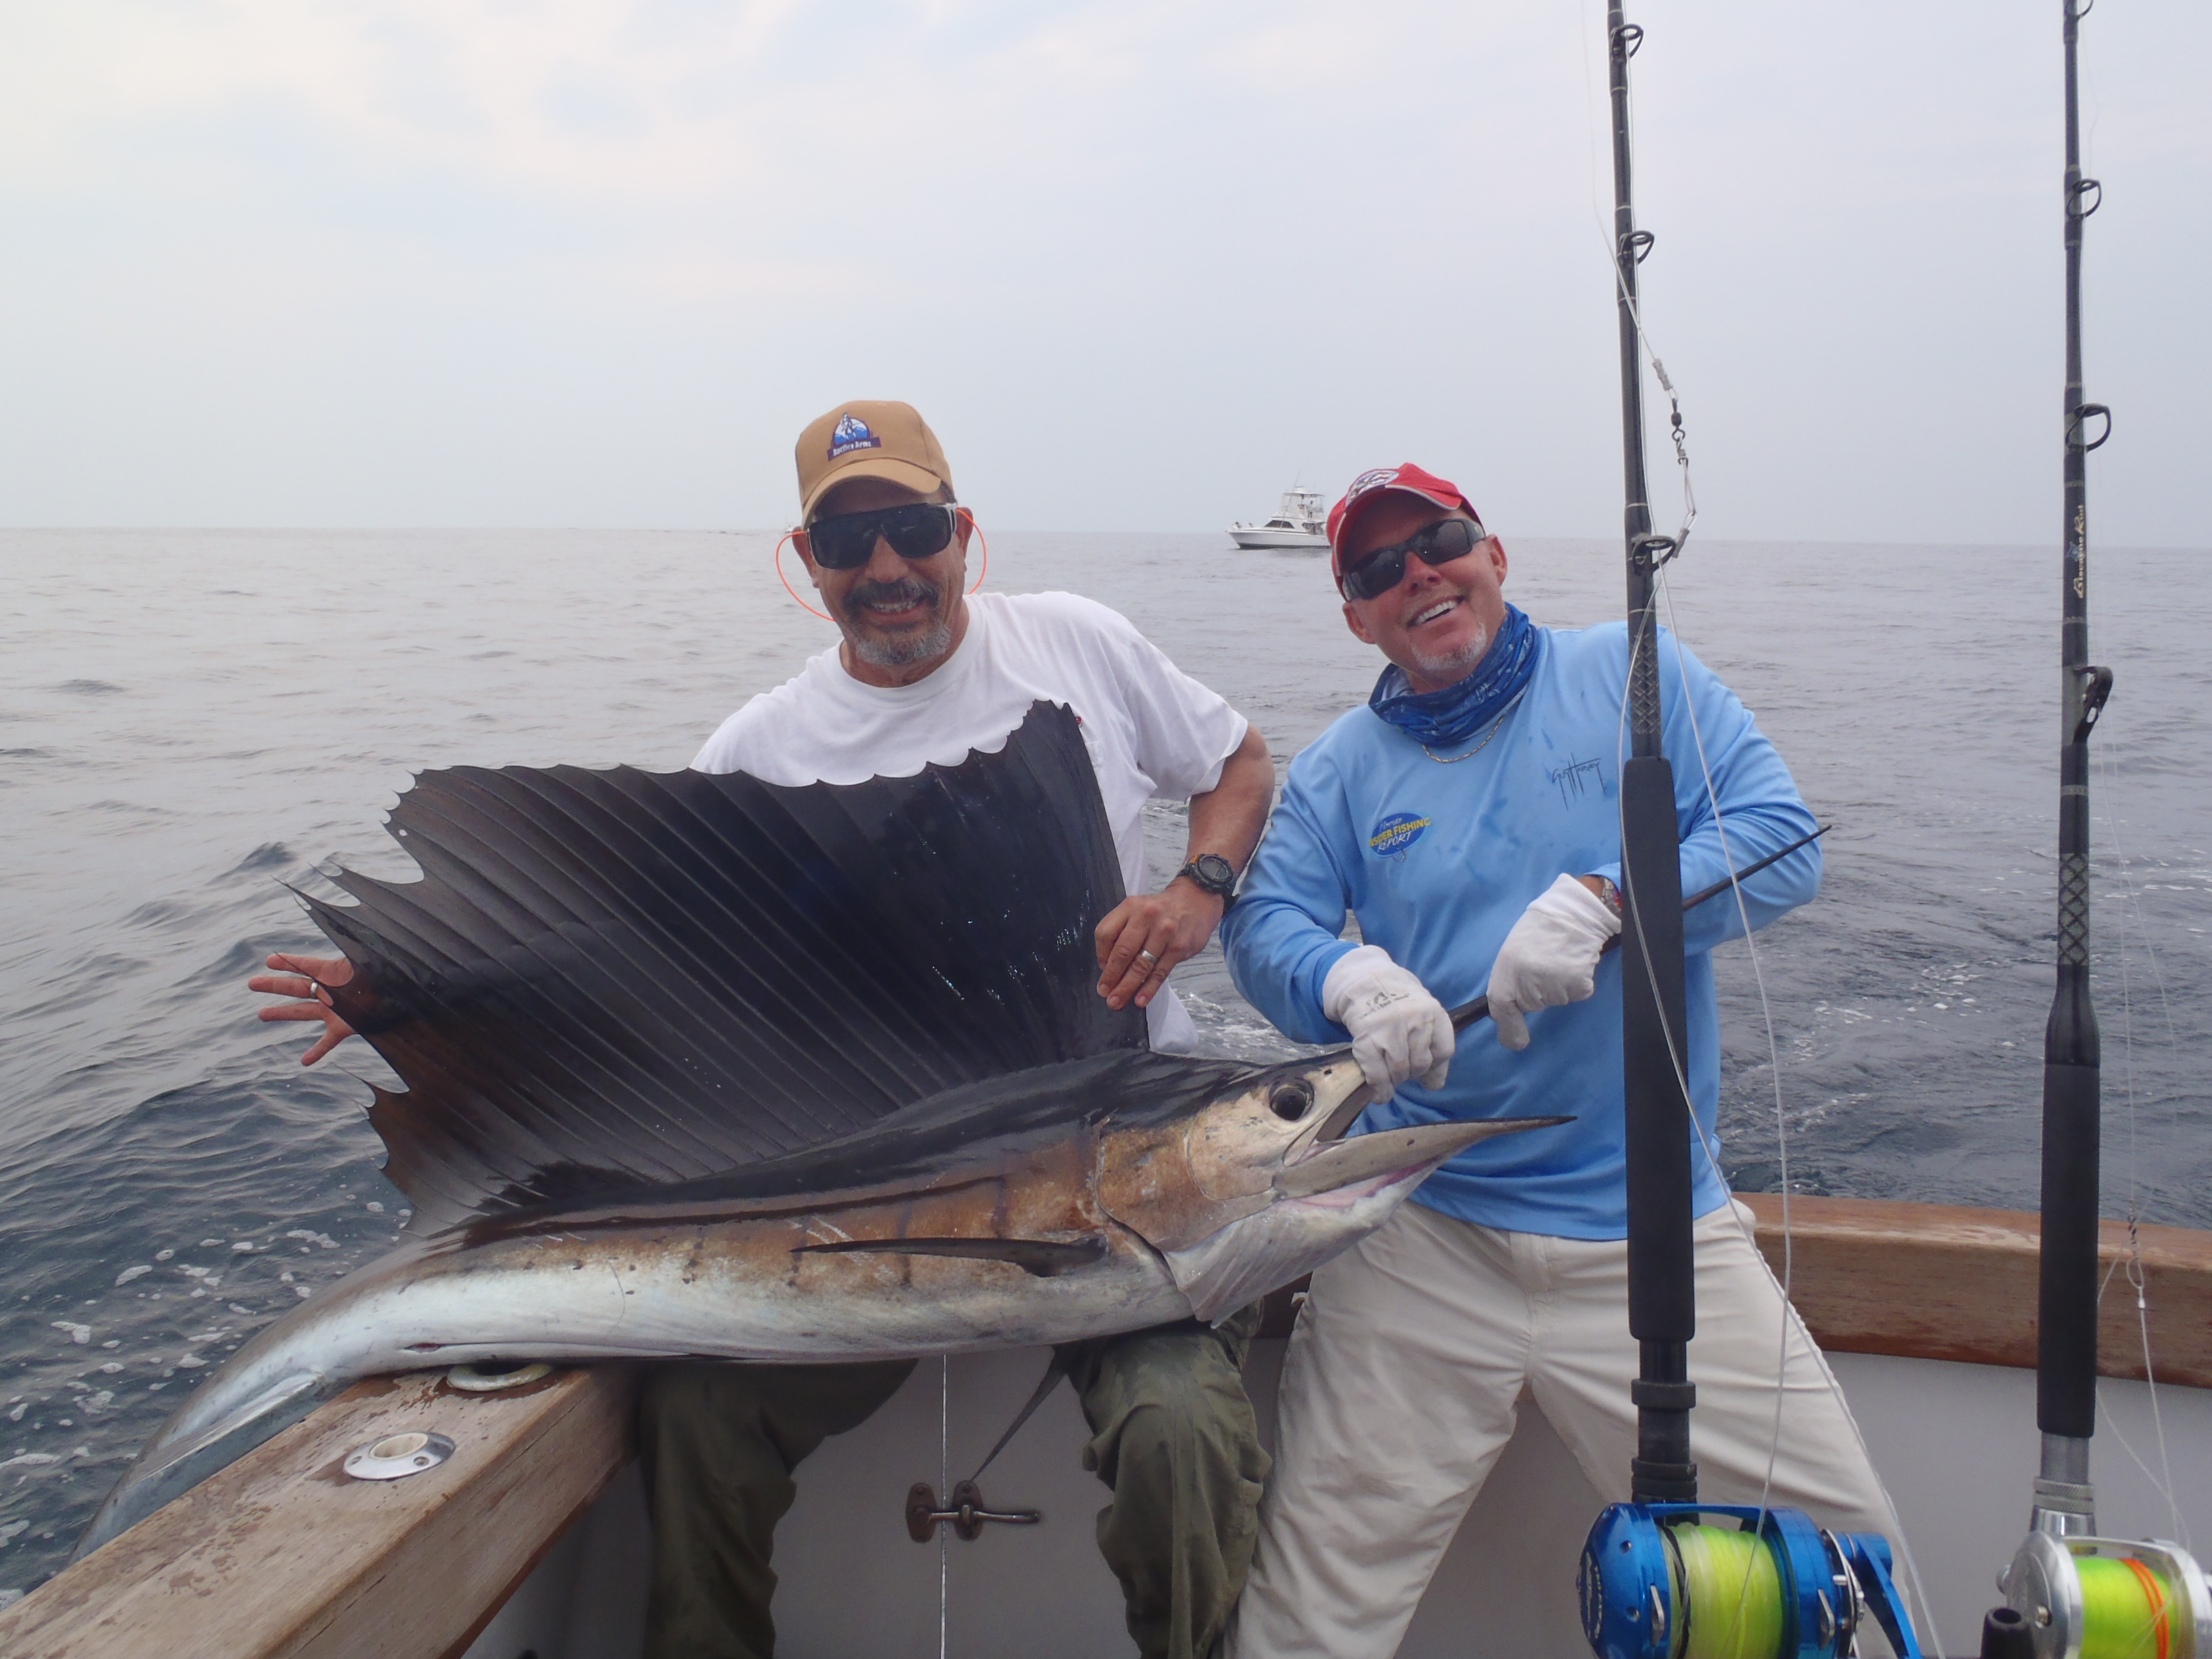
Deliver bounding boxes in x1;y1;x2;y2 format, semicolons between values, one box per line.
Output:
637;1307;1267;1659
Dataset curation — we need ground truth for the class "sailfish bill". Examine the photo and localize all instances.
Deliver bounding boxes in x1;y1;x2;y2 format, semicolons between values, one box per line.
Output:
79;703;1563;1558
1274;1118;1565;1200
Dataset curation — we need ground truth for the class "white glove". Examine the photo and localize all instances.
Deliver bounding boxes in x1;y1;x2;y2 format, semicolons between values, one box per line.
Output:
1485;874;1622;1052
1322;944;1456;1095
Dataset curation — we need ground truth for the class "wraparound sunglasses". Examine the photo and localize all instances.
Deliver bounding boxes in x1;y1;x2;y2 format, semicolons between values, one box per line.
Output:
1338;516;1485;602
804;504;962;571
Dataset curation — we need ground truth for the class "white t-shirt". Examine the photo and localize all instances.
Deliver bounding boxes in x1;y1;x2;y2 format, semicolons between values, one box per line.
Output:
692;591;1250;1051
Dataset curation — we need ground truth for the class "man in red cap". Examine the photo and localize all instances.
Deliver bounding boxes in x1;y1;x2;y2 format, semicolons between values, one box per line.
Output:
1217;466;1893;1656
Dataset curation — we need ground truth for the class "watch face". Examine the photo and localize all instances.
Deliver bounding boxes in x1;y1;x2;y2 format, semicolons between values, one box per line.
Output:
1194;854;1234;884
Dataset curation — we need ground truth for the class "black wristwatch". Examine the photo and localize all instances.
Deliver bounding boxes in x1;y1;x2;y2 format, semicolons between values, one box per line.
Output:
1176;853;1239;906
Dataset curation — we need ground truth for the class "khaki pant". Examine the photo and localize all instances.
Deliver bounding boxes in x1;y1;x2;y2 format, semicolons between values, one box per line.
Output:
1227;1201;1899;1659
638;1307;1268;1659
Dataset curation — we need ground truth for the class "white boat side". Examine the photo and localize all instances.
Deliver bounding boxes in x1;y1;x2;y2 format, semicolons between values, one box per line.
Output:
1229;487;1330;550
1227;527;1329;550
11;1195;2212;1658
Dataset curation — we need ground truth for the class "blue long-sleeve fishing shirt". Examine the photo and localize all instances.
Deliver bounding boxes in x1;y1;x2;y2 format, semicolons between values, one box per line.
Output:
1219;621;1820;1240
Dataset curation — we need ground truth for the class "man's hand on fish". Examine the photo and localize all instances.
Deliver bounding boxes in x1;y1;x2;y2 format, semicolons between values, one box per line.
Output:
1483;873;1622;1051
248;952;356;1065
1322;944;1455;1095
1095;881;1225;1011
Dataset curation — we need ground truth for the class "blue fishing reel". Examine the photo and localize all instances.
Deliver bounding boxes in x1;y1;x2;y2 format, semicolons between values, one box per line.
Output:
1580;1503;1925;1659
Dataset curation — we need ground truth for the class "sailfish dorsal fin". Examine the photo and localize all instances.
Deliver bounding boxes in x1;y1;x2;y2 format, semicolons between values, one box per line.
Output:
302;701;1145;1231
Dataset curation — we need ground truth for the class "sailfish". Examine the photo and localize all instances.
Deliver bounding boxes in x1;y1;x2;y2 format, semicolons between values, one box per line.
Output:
80;702;1559;1555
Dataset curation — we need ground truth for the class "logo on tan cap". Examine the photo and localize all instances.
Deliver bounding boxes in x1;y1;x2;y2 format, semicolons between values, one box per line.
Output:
796;400;954;521
828;413;882;459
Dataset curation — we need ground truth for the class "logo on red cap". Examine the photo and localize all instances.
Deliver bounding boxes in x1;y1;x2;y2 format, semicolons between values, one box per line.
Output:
1344;467;1406;501
1326;463;1481;585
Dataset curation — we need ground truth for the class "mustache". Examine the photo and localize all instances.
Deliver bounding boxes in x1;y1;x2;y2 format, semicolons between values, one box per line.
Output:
844;576;941;616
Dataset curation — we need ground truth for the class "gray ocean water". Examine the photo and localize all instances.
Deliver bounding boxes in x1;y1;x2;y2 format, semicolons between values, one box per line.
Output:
2;527;2207;1595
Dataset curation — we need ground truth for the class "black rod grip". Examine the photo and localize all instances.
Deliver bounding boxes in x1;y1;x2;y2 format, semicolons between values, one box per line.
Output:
2038;1053;2101;1439
1622;756;1693;1346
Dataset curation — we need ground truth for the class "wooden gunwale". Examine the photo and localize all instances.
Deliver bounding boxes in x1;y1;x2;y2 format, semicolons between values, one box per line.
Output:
5;1195;2209;1654
1734;1193;2212;1389
0;1365;637;1659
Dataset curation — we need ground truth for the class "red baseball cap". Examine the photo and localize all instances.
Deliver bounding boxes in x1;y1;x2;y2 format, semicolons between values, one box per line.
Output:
1327;464;1485;591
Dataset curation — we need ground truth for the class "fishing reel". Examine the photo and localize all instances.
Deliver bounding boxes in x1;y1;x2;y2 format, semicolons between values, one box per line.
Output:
1580;1503;1925;1659
1997;1532;2212;1658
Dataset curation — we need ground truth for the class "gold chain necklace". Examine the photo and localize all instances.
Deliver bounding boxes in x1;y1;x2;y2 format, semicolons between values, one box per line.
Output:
1418;689;1527;765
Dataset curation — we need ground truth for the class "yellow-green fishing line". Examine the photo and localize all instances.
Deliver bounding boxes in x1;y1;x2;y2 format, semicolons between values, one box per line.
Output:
1665;1523;1786;1659
2075;1555;2172;1659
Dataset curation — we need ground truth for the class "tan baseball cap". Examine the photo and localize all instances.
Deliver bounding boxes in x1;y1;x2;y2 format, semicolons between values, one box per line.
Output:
794;401;954;522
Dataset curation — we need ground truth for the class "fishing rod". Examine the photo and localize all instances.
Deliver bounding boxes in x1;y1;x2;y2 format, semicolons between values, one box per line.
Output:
1602;0;1698;1517
2034;0;2115;1542
1446;824;1831;1033
1985;10;2211;1657
1576;12;1925;1657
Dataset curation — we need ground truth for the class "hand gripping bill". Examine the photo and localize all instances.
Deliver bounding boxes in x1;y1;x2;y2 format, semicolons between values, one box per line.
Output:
1485;874;1622;1052
1322;944;1456;1095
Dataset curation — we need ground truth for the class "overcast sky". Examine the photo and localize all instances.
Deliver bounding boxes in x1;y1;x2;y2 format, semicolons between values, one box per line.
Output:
1;0;2205;542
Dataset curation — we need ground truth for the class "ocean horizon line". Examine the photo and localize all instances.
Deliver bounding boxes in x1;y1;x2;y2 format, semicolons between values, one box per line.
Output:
5;525;2209;555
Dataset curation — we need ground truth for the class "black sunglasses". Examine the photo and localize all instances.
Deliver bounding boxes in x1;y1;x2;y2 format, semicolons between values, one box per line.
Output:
804;503;962;571
1338;516;1484;602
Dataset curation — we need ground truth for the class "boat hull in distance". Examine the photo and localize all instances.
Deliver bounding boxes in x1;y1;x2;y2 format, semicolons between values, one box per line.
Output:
1227;527;1328;550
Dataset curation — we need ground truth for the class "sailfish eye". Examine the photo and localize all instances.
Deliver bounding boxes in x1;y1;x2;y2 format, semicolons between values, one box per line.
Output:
1269;1080;1315;1122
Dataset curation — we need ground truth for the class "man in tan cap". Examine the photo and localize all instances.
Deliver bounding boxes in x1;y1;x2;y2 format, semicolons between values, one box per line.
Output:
251;400;1276;1659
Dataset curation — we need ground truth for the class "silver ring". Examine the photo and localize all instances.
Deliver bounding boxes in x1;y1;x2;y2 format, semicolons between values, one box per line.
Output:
1137;949;1160;966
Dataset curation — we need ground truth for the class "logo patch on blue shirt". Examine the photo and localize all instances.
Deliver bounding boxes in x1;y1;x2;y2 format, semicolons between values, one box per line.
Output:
829;413;882;459
1368;811;1431;856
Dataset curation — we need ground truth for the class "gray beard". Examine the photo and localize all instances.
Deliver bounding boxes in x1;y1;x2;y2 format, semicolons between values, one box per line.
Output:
841;575;953;668
850;617;955;668
1408;619;1492;686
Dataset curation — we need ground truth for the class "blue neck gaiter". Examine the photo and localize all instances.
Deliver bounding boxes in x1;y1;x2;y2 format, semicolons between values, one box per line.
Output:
1368;604;1540;746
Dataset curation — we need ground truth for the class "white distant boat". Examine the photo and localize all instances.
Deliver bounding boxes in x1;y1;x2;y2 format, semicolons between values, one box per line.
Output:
1228;487;1328;549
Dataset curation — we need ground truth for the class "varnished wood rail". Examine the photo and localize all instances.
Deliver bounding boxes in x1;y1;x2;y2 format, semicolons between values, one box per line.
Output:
1735;1194;2212;1389
1258;1195;2212;1390
0;1364;638;1659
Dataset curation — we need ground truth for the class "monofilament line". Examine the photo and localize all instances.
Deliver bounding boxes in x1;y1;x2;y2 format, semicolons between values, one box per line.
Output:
1584;3;1931;1631
1616;572;1941;1644
939;1353;949;1659
2093;739;2188;1549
